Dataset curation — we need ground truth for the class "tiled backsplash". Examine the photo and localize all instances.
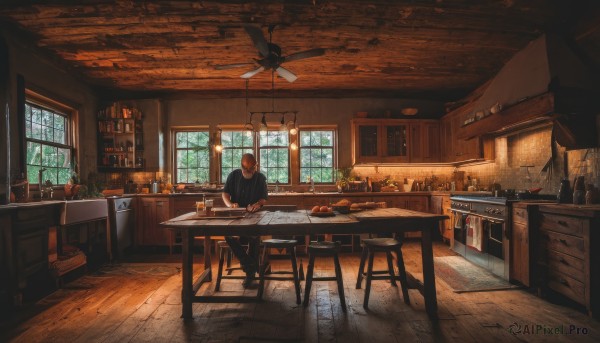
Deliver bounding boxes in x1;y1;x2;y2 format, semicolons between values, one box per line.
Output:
354;126;600;194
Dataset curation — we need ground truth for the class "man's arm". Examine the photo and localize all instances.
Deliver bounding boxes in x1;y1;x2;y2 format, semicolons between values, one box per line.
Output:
222;192;238;208
247;174;268;213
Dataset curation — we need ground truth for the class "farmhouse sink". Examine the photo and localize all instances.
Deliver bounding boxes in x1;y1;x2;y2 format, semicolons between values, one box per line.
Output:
60;199;108;225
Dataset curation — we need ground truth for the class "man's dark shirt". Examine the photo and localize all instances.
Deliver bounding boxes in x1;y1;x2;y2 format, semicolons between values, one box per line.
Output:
223;169;268;207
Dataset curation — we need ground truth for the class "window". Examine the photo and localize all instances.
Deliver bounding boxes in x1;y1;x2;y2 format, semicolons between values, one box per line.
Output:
259;130;289;184
220;131;254;183
25;101;72;185
174;131;210;183
299;130;335;183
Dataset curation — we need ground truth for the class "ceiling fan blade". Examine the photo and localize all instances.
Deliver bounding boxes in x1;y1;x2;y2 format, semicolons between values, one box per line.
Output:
284;48;325;62
276;66;297;83
241;66;265;79
243;25;270;57
214;62;255;70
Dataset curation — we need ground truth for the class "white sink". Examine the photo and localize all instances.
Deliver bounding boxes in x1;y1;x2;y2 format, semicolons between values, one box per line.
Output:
60;199;108;225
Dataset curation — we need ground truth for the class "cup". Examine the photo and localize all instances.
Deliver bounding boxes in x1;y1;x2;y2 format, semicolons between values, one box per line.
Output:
205;199;214;215
196;201;205;215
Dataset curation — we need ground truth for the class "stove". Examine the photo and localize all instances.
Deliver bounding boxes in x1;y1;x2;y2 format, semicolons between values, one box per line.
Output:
450;195;511;280
449;193;556;280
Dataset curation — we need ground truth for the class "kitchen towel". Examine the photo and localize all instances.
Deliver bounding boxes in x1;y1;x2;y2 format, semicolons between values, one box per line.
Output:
471;216;483;251
454;213;464;229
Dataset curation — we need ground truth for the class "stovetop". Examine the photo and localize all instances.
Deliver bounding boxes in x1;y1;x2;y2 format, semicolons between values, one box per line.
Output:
451;194;557;205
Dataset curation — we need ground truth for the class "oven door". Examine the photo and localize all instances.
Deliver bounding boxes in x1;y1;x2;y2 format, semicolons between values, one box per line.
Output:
483;219;509;280
451;210;468;256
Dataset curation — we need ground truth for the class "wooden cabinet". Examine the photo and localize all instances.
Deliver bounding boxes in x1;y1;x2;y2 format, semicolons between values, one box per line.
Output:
431;195;451;242
410;121;440;163
97;102;144;171
535;205;600;317
137;197;170;246
511;203;533;287
352;119;441;164
1;205;60;309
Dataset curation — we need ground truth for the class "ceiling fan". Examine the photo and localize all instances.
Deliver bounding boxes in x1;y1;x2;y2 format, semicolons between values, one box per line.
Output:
215;24;325;83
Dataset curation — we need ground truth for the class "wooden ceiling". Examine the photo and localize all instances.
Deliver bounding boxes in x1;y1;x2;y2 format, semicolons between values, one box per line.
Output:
1;1;599;100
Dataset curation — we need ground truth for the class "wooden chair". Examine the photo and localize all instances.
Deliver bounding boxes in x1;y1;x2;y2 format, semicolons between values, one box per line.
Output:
303;241;346;311
214;240;246;291
258;239;302;304
356;238;410;309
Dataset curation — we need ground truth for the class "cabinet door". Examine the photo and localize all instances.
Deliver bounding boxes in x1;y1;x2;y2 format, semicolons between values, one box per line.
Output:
409;123;423;162
138;197;170;246
353;123;381;163
421;122;440;163
440;117;454;163
137;198;155;245
406;196;429;212
511;221;529;286
382;124;409;162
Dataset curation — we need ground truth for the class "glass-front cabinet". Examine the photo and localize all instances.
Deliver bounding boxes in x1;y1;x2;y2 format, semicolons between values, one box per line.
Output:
351;119;439;164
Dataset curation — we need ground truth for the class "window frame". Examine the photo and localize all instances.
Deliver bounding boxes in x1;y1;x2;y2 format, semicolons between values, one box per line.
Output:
218;128;256;184
257;128;291;185
172;127;211;184
298;126;337;185
24;89;77;187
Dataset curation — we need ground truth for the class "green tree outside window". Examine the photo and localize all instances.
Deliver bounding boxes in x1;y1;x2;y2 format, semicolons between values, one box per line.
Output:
299;130;334;183
174;131;210;183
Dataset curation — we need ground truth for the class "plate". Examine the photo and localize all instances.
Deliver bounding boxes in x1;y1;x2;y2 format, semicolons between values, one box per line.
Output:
309;211;335;217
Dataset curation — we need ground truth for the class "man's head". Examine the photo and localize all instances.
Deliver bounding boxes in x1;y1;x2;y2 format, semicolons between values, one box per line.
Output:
241;153;257;179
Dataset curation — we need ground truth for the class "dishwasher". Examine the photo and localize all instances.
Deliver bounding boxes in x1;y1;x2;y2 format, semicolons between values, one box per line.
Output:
108;197;135;260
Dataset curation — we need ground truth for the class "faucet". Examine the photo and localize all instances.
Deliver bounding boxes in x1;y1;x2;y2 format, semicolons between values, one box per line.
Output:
38;168;47;200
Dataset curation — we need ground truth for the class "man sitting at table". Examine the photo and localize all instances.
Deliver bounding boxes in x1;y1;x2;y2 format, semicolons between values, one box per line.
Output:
222;153;268;288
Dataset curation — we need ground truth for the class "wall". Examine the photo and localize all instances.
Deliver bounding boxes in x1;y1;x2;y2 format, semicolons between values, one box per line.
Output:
167;97;444;170
1;30;99;194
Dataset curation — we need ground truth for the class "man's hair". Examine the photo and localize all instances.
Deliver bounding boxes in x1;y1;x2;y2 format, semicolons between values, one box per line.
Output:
241;153;256;164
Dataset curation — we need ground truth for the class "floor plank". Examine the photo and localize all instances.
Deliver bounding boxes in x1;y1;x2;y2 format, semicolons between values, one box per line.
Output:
2;241;600;343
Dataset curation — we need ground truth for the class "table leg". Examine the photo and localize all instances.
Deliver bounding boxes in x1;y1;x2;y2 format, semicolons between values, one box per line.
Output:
421;225;438;318
182;230;193;320
204;236;212;282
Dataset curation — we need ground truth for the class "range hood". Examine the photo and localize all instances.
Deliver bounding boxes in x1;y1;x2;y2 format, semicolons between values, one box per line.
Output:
454;34;599;149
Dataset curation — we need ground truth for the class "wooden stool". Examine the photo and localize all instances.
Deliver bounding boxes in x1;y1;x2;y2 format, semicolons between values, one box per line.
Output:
214;241;247;291
356;238;410;309
303;241;346;311
258;239;302;304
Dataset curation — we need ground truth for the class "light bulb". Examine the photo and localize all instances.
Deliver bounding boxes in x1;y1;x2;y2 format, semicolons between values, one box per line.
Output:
215;144;223;152
289;127;298;135
245;130;253;137
290;142;298;150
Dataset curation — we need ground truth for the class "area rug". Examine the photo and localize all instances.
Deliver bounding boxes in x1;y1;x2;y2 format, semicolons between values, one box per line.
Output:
434;256;521;293
93;263;181;277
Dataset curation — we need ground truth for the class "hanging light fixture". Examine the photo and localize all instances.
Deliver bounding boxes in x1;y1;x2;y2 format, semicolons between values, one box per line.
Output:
288;111;298;135
214;126;223;153
279;113;287;131
259;113;268;132
290;142;298;150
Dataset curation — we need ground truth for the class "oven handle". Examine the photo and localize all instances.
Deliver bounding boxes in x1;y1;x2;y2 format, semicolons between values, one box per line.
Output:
482;218;510;241
453;210;505;223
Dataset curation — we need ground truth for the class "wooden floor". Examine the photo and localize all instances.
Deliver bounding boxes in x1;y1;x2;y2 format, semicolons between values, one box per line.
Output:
2;241;600;343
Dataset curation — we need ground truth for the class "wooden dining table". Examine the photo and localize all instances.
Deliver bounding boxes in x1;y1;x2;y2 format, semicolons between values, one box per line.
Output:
160;207;448;320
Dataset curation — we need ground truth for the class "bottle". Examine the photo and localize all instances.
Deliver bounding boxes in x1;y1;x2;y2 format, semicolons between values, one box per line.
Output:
557;178;571;204
573;176;585;205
